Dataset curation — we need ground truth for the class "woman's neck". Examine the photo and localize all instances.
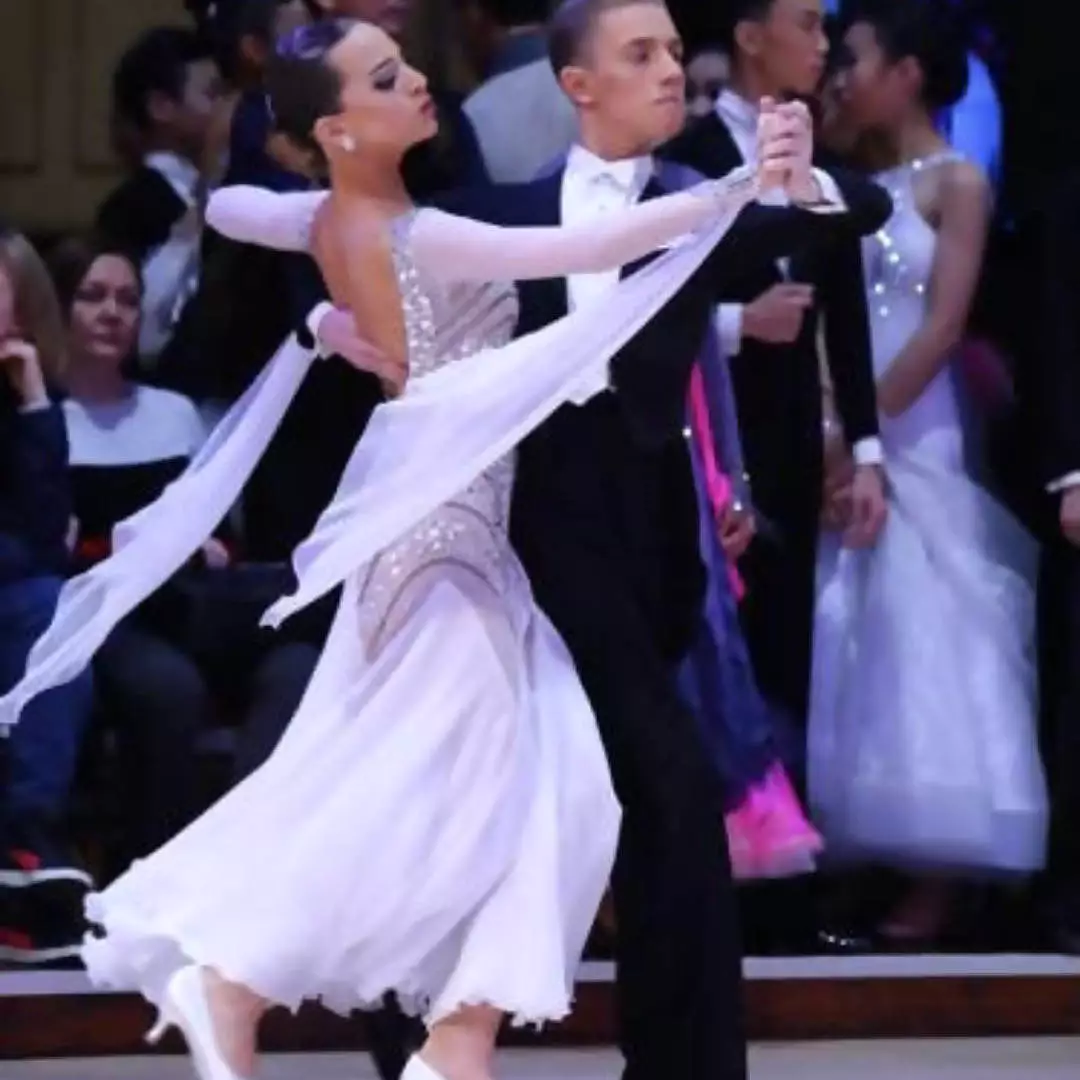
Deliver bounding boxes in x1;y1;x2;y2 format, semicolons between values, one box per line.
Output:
327;151;412;214
65;362;129;403
728;64;780;109
883;111;947;169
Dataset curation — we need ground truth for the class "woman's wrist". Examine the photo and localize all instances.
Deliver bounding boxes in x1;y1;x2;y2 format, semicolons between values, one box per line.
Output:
699;167;758;215
16;368;48;410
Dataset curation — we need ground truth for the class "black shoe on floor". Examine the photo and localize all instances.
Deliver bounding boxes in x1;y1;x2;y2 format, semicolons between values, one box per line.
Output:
0;817;92;965
0;816;93;891
0;917;86;966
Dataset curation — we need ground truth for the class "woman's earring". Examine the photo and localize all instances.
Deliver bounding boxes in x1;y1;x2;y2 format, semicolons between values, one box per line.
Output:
340;134;357;153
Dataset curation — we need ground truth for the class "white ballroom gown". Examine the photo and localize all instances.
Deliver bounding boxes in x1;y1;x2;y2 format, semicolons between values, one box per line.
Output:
808;152;1048;874
0;172;765;1024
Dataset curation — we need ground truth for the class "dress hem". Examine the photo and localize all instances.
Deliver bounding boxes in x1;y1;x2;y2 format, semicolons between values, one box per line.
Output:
83;895;574;1031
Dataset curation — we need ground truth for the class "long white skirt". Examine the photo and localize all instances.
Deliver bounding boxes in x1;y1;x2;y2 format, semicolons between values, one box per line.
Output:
83;563;620;1027
808;440;1047;873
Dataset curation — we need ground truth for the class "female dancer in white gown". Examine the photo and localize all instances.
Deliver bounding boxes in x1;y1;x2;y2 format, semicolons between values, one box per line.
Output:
808;2;1047;943
0;18;815;1080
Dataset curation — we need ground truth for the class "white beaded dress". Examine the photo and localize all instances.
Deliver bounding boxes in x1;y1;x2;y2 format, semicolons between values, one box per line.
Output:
808;152;1048;873
0;173;767;1025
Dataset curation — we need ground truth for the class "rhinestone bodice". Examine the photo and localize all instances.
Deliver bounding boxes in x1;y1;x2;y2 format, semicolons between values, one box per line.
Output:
355;213;522;653
862;152;965;450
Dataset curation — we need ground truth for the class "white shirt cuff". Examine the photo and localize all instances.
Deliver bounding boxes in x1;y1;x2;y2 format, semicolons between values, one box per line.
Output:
306;301;335;358
716;304;744;357
808;168;846;210
18;398;50;414
1048;471;1080;493
853;437;884;466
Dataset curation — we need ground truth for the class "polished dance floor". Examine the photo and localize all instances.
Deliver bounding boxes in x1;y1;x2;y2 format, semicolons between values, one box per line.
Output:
7;1041;1080;1078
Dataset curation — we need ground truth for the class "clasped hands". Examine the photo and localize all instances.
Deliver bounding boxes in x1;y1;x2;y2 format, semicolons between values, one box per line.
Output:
755;97;821;204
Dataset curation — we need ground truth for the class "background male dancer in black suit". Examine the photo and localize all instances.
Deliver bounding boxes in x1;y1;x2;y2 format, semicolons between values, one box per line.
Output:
664;0;887;734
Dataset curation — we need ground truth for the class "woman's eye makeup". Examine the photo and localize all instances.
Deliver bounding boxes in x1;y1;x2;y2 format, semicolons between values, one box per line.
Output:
371;60;399;91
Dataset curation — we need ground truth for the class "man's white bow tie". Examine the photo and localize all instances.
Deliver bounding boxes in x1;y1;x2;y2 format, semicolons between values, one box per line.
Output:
581;158;652;195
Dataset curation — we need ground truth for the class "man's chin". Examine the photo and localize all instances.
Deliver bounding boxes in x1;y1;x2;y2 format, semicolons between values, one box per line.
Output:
649;111;686;145
789;80;823;101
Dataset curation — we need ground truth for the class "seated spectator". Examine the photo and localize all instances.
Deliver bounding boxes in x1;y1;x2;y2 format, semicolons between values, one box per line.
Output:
49;236;318;869
0;227;94;966
96;27;222;364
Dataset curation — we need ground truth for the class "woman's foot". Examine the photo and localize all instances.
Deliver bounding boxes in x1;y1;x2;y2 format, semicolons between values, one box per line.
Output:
418;1003;501;1080
201;968;264;1078
403;1054;460;1080
406;1052;494;1080
151;966;263;1080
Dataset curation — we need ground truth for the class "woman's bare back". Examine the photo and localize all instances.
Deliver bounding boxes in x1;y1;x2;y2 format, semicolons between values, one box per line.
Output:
310;196;410;386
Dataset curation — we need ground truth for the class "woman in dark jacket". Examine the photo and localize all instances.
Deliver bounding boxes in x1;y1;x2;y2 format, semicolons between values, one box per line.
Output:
0;226;94;965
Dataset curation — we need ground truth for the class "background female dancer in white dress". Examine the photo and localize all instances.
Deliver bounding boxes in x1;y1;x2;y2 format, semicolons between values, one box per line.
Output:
809;0;1046;945
0;18;820;1080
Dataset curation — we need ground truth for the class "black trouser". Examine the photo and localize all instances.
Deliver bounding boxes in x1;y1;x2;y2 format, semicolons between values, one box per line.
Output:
736;493;820;739
524;544;745;1080
1039;540;1080;915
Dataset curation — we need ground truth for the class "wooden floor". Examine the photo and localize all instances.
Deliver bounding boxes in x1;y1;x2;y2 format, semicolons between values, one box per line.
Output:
7;1040;1080;1079
4;956;1080;1059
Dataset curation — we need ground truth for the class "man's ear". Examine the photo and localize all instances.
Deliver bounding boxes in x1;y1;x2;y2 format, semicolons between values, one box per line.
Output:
146;90;179;130
733;19;764;61
559;64;594;108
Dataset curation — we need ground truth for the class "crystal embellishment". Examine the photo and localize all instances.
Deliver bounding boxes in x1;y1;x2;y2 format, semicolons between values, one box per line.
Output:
357;214;521;655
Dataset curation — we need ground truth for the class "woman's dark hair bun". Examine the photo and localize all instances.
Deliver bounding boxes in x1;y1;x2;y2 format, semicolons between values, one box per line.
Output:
264;19;352;165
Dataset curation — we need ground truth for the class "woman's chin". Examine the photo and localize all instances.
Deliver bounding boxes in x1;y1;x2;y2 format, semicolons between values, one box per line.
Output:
85;346;128;368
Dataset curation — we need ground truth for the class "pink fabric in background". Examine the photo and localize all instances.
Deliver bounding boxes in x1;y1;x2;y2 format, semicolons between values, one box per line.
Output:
688;364;745;599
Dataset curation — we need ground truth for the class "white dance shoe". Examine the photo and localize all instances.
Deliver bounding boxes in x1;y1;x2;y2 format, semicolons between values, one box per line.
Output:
402;1055;449;1080
146;966;249;1080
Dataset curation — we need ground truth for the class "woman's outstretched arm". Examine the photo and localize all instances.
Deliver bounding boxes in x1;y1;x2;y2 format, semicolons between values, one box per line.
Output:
206;186;327;251
405;166;762;283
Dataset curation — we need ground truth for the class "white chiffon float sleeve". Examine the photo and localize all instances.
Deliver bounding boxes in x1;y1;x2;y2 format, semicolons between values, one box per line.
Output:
409;166;760;282
0;334;319;732
205;186;328;251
